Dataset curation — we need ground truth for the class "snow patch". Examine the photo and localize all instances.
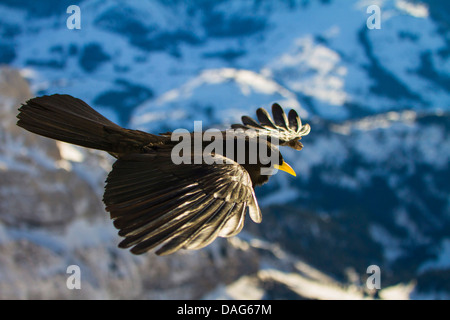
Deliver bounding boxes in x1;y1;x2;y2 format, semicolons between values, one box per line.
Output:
56;141;85;163
396;0;429;18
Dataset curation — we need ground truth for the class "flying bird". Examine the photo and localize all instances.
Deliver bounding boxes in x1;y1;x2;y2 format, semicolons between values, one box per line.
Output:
16;95;310;255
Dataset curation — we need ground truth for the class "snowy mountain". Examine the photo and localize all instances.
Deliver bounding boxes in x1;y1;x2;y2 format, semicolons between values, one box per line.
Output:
0;0;449;299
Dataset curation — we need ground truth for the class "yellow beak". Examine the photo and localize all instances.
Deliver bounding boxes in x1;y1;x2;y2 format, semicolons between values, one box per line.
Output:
274;161;296;177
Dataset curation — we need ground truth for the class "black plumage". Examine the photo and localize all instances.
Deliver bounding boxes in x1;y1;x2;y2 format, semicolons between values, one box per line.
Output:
16;94;310;255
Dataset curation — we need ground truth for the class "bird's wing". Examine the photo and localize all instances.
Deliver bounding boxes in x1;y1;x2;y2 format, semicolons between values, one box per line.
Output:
103;152;261;255
231;103;310;150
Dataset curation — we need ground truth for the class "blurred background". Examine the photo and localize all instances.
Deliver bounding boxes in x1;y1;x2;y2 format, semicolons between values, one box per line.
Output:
0;0;449;299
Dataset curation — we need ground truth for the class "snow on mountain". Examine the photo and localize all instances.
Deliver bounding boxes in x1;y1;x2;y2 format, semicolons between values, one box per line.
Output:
131;67;304;132
2;0;449;126
0;0;449;299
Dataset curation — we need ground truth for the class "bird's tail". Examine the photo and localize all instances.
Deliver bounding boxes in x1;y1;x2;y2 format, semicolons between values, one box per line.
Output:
17;94;154;154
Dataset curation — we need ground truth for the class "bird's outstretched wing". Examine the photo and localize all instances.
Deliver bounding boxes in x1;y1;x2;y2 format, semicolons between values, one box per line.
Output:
231;103;310;150
103;152;261;255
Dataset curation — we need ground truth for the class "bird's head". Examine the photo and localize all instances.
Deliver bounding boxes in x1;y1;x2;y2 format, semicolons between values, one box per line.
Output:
239;142;295;187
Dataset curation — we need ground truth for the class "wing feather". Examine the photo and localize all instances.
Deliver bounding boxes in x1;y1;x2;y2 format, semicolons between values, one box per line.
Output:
103;153;258;255
272;103;289;130
219;201;247;238
231;103;310;148
288;109;301;132
181;202;237;250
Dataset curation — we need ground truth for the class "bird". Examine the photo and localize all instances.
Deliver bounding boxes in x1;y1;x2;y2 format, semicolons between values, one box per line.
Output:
16;94;310;255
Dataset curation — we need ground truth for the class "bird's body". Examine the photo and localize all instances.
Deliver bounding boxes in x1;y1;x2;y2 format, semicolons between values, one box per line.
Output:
16;94;310;255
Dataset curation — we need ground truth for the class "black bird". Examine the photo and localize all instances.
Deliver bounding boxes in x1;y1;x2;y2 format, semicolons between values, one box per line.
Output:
17;94;310;255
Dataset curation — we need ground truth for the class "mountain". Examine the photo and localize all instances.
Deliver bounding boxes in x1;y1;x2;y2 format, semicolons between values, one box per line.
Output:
0;0;449;299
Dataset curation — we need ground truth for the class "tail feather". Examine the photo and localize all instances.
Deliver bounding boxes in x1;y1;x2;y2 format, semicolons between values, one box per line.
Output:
17;94;158;154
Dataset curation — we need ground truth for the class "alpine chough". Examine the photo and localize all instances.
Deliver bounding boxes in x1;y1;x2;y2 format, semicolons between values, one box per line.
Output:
17;94;310;255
